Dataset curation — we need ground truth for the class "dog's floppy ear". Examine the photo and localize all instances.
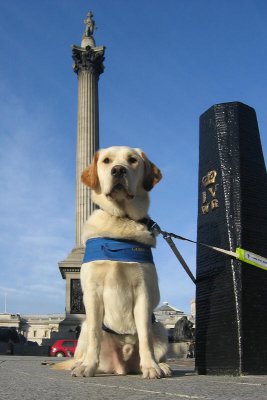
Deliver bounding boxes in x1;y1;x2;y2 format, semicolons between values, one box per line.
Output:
81;151;99;189
141;151;162;191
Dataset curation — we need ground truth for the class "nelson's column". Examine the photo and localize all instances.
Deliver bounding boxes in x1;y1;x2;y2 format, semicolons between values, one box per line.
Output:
58;12;105;333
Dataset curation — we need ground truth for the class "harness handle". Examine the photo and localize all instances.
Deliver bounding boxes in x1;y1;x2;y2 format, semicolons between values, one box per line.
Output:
145;219;267;284
147;221;196;284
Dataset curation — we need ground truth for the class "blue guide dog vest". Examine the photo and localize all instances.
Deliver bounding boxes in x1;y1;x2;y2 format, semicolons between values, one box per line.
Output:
83;237;154;264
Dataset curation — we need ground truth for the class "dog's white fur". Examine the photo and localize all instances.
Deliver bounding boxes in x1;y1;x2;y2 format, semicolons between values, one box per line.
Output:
54;146;171;378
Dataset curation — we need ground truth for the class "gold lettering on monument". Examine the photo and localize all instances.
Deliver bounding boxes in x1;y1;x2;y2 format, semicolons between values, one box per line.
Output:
201;170;219;215
211;198;219;210
208;186;218;198
201;202;209;214
202;170;217;187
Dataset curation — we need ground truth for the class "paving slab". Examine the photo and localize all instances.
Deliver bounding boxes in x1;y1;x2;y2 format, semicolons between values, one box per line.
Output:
0;356;266;400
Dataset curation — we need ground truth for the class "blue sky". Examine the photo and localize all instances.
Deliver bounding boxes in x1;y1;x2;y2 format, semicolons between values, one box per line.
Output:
0;0;266;315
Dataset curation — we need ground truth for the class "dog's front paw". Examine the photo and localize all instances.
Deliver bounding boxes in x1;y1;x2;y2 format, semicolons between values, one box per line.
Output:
71;362;97;378
69;360;82;371
141;362;162;379
71;365;85;377
158;362;172;377
83;363;98;377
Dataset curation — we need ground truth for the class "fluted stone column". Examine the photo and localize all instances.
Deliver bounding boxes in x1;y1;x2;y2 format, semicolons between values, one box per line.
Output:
58;13;105;329
73;43;105;247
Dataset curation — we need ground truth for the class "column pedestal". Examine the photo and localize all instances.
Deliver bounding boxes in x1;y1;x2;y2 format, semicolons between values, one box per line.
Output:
58;248;85;336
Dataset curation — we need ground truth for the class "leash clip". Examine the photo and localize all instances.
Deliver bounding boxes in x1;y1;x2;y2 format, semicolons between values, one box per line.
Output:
146;219;162;236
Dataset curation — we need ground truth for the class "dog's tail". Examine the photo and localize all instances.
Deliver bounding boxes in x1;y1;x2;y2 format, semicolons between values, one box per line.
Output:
51;358;76;371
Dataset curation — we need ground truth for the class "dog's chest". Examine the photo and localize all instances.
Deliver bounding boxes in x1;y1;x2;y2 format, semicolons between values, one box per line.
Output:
81;260;160;335
81;260;159;305
81;260;145;289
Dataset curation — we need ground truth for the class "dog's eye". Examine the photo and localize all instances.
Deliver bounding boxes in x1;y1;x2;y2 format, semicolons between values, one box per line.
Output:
128;156;138;164
103;158;110;164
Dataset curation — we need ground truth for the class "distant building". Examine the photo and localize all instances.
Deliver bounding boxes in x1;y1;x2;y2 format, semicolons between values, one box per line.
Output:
0;313;21;330
154;300;196;342
154;302;185;329
0;299;196;345
0;313;64;345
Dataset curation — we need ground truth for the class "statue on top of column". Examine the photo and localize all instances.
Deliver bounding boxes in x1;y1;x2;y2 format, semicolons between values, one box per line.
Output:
84;11;96;37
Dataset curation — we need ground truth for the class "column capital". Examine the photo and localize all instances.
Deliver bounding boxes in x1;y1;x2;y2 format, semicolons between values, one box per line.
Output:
72;44;105;76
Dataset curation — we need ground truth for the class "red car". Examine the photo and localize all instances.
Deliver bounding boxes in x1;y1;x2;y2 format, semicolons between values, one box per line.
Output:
50;339;77;357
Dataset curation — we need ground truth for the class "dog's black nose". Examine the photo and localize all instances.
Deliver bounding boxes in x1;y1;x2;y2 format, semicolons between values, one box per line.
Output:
111;165;127;178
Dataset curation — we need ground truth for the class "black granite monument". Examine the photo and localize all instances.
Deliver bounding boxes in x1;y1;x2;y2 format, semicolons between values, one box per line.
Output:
196;102;267;375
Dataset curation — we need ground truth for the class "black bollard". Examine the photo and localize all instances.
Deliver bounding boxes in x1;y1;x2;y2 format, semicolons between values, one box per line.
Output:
196;102;267;375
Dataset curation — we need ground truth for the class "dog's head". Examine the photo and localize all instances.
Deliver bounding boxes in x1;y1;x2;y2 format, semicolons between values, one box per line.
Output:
81;146;162;219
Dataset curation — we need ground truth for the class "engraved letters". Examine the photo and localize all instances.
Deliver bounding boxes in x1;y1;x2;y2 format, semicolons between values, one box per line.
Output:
210;198;219;210
201;170;219;215
201;202;210;215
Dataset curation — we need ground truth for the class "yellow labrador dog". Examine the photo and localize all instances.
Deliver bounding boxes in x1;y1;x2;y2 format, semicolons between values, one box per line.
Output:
55;146;171;379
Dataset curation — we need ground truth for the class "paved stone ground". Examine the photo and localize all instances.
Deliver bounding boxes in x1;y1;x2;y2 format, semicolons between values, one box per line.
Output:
0;356;266;400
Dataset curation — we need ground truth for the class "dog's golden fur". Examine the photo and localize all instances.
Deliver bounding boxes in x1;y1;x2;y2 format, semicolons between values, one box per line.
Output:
54;146;171;378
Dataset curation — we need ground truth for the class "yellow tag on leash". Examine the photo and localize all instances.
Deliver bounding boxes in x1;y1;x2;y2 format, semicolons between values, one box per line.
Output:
236;248;267;271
